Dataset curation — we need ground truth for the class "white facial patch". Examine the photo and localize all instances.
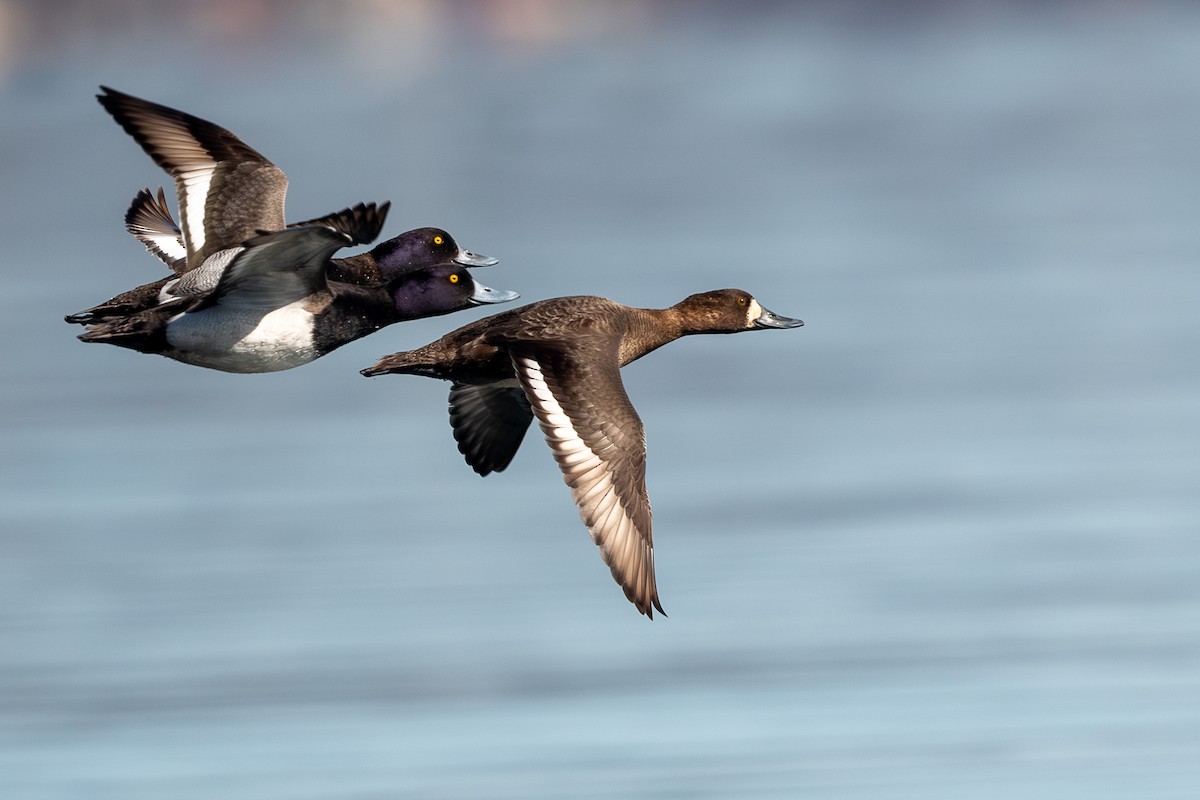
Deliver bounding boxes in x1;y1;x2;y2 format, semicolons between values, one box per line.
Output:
747;297;763;323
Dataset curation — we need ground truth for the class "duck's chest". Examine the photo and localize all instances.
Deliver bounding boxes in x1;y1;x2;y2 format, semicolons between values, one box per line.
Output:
165;301;320;373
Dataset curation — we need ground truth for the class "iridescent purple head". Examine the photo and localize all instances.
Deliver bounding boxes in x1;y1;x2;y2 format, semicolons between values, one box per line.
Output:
390;265;518;319
365;227;515;318
371;227;498;276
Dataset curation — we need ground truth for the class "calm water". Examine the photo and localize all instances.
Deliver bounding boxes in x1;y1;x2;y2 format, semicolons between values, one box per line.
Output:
1;3;1198;798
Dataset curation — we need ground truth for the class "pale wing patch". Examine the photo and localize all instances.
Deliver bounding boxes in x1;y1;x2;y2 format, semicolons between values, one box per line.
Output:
513;354;661;617
178;166;215;256
126;187;188;269
148;229;188;264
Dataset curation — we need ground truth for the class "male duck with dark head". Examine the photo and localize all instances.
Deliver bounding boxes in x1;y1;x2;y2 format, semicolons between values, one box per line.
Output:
66;87;515;373
361;290;803;617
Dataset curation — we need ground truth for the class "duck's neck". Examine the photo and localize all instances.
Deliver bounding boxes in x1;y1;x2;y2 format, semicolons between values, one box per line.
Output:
618;306;689;366
326;252;382;285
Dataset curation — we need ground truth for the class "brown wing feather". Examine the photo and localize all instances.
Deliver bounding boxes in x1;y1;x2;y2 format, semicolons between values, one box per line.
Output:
98;87;288;268
510;346;664;618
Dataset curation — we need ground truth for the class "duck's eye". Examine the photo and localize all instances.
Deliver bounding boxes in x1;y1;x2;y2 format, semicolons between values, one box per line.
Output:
448;273;460;284
737;296;748;307
433;235;445;246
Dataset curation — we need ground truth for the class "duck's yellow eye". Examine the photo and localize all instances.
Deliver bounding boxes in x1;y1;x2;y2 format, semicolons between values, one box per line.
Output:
737;296;748;307
448;273;460;284
433;235;444;246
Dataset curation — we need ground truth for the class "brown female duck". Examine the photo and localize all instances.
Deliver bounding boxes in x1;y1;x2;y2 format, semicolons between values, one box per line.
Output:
361;289;803;617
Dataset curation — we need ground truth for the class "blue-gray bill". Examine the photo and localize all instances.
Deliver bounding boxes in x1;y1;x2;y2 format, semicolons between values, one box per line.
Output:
455;249;500;267
753;306;803;329
472;284;520;304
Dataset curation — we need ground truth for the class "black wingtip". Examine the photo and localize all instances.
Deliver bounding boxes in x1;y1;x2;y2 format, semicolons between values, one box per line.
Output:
638;593;667;620
96;85;123;110
465;456;496;478
289;202;389;247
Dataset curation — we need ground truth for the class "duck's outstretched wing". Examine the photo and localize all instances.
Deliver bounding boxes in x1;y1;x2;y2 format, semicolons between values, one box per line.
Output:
98;86;288;269
509;344;664;619
289;201;391;237
121;190;392;275
209;202;386;310
125;187;189;274
448;383;534;476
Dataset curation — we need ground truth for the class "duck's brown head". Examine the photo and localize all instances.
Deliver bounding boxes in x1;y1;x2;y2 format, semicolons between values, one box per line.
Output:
673;289;803;334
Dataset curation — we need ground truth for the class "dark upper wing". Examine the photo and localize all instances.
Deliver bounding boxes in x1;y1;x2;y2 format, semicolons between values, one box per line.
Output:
207;227;344;309
121;191;392;285
289;201;390;238
508;342;664;618
448;382;534;476
209;201;386;308
98;86;288;269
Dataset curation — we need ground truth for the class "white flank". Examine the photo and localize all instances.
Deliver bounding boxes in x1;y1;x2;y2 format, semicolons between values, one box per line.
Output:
165;300;317;373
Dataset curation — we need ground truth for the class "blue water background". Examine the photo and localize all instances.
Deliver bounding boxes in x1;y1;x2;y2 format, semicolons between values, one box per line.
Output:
0;2;1197;797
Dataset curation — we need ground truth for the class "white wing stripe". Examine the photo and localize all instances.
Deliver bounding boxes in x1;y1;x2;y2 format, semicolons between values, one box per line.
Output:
526;381;555;403
543;411;572;428
149;232;188;262
571;470;609;513
516;355;639;555
179;167;215;252
633;549;647;602
571;460;609;492
557;448;596;467
613;514;636;569
593;495;623;543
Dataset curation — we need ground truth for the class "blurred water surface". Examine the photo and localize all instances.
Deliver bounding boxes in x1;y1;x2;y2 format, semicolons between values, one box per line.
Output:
1;2;1198;798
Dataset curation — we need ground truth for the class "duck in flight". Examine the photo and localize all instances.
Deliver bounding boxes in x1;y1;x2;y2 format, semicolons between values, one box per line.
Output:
361;289;803;617
67;87;515;372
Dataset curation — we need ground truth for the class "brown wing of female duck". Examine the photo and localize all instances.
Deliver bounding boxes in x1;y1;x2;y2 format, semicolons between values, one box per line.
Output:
508;337;664;618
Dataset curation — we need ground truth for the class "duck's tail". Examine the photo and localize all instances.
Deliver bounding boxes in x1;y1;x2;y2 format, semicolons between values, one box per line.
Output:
65;277;173;325
75;307;172;354
360;347;443;378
